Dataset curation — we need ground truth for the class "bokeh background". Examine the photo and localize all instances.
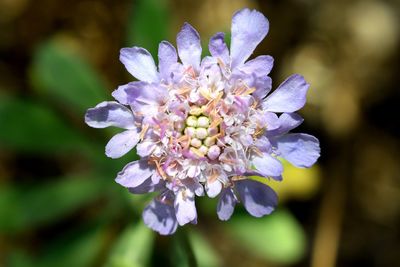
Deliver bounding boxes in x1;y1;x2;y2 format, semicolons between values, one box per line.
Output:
1;0;399;266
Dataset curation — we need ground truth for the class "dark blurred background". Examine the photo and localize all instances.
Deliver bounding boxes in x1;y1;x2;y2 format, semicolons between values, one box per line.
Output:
1;0;399;266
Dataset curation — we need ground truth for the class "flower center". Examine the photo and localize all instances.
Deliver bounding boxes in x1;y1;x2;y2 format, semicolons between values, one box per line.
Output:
179;107;222;160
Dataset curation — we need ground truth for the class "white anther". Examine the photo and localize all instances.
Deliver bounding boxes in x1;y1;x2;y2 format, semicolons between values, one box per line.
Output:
190;138;202;148
204;136;216;147
195;128;208;140
207;127;218;136
207;145;221;160
197;116;210;128
199;145;208;155
186;116;198;127
184;127;196;137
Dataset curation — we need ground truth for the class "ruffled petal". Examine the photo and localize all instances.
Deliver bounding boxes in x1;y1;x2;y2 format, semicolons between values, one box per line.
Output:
115;82;168;115
120;47;159;82
158;41;178;81
177;23;202;70
209;32;230;63
267;113;304;136
105;129;140;158
274;133;320;168
85;101;135;129
236;179;277;217
217;188;237;221
249;75;272;100
143;198;178;235
136;139;157;157
252;152;283;177
115;160;154;188
262;74;309;112
236;55;274;76
174;189;197;226
230;9;269;68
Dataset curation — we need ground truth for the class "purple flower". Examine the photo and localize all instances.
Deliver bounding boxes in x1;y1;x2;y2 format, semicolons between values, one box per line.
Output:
85;8;320;235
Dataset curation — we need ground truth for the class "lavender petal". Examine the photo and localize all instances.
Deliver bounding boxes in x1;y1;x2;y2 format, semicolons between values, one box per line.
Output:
85;101;135;129
230;8;269;68
174;189;197;226
177;23;202;71
158;41;178;81
274;133;320;168
217;188;237;221
267;113;304;136
236;179;278;217
115;160;154;188
252;152;283;177
236;55;274;76
105;129;140;158
120;47;159;82
209;32;230;63
143;198;178;235
262;74;309;113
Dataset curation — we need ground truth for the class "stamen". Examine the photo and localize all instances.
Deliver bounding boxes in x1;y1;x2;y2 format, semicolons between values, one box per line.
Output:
139;124;149;141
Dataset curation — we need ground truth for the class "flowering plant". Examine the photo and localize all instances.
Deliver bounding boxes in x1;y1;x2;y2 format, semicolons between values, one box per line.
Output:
85;8;320;235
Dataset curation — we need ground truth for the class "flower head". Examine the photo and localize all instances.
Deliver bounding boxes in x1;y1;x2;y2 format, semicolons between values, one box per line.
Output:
85;8;320;235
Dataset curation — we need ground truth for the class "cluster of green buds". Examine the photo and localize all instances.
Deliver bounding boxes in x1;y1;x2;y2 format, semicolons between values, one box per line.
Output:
180;108;222;160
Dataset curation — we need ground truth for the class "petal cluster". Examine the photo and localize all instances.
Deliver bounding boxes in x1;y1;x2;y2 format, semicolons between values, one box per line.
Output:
85;8;320;235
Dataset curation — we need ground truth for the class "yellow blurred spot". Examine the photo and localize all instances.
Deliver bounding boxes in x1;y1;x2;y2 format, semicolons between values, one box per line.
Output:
250;159;321;201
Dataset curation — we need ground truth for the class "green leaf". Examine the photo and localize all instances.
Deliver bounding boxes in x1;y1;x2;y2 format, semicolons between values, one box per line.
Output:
0;98;85;152
31;40;108;115
126;0;170;57
36;224;107;267
0;174;108;234
227;209;306;264
188;230;221;267
105;222;154;267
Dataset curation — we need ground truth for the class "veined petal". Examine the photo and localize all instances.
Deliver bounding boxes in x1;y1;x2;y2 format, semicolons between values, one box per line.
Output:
115;160;154;188
274;133;320;168
252;152;283;177
209;32;230;63
267;113;304;136
143;198;178;235
120;47;159;82
174;189;197;226
236;179;277;217
262;74;309;112
158;41;178;81
217;188;237;221
105;129;140;158
230;9;269;68
85;101;135;129
177;23;202;70
236;55;274;76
